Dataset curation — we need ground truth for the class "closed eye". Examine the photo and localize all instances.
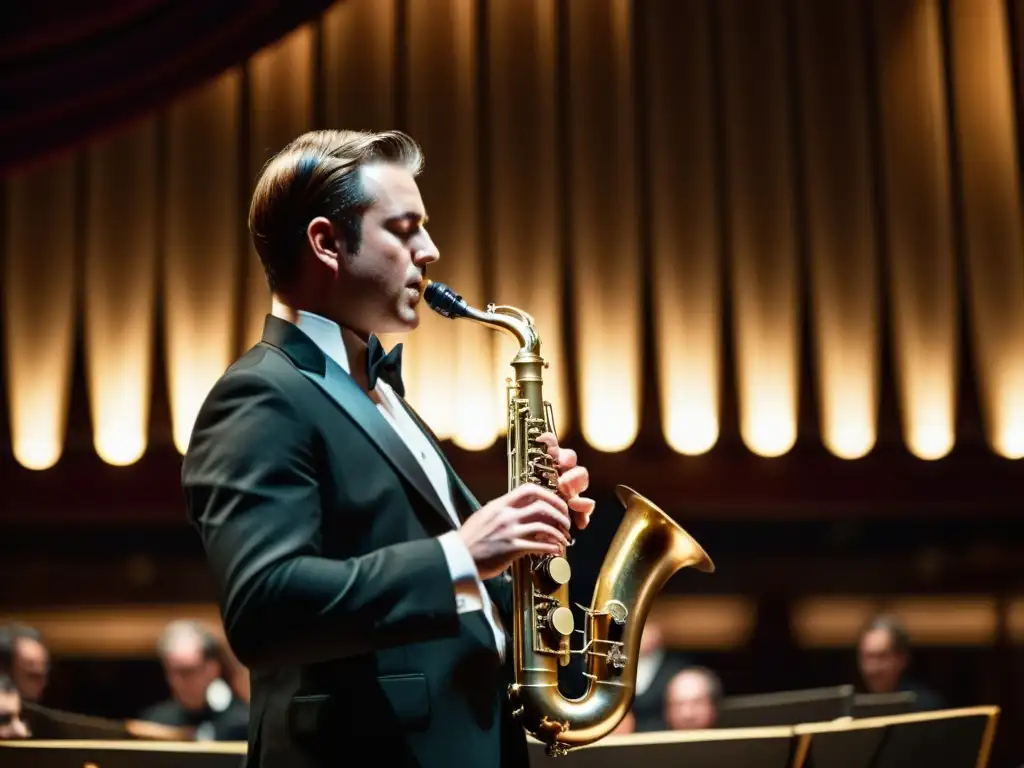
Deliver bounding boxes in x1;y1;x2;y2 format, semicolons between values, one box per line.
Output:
389;222;420;238
386;213;427;238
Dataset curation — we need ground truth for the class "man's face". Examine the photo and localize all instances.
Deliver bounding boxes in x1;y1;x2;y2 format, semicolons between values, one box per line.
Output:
12;638;49;702
333;162;439;335
162;643;220;712
858;628;906;693
0;690;29;739
664;671;717;730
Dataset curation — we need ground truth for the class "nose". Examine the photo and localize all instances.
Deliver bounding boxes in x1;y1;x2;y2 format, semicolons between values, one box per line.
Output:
413;229;440;267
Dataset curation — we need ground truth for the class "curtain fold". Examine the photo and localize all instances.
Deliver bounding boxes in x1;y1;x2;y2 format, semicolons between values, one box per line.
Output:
0;0;338;175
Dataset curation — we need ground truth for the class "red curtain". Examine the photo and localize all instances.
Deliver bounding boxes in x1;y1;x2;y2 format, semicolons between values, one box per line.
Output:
0;0;339;175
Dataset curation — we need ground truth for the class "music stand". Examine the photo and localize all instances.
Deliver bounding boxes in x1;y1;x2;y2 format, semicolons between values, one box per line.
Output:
527;726;797;768
715;685;855;728
0;739;246;768
22;701;192;741
851;691;917;718
793;705;1000;768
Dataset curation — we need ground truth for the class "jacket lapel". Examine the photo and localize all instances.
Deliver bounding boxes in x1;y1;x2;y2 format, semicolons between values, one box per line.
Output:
260;315;455;532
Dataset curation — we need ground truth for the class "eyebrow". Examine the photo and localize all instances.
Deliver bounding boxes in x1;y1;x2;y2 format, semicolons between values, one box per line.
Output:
387;212;428;226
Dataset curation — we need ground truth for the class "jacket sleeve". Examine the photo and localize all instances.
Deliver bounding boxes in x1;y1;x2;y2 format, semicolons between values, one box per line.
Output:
181;367;461;669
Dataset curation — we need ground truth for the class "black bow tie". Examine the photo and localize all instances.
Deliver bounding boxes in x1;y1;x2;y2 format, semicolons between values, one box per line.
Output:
366;335;405;397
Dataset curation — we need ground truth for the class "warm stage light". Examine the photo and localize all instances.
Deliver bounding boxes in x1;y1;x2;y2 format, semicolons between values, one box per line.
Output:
569;0;640;454
740;385;797;458
646;0;721;458
948;0;1024;461
9;400;66;471
792;595;999;647
813;329;878;460
876;0;958;462
488;0;567;442
992;389;1024;458
4;158;77;471
450;324;500;451
794;1;881;462
94;426;147;467
903;376;955;460
577;333;641;454
649;596;756;650
663;394;719;457
736;331;798;458
825;419;875;461
85;118;159;467
164;72;242;453
403;0;498;451
718;0;799;460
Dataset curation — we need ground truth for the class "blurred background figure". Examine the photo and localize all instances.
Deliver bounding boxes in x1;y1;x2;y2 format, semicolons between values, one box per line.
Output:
610;620;693;735
138;620;248;741
664;666;722;731
857;614;944;711
0;674;30;739
0;624;50;704
630;622;691;732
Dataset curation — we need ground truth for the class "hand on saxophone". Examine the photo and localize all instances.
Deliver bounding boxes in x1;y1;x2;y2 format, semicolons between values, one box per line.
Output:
458;484;572;580
534;433;596;530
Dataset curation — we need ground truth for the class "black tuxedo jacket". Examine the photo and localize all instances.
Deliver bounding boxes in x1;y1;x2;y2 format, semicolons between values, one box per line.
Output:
181;315;528;768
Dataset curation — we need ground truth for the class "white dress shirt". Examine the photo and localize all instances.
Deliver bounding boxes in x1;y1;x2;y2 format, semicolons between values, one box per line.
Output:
289;311;507;659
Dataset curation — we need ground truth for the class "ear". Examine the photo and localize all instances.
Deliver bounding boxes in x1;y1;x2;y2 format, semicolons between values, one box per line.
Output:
306;216;342;275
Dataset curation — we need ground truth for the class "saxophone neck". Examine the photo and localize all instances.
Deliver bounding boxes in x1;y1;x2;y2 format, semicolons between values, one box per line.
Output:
422;280;540;356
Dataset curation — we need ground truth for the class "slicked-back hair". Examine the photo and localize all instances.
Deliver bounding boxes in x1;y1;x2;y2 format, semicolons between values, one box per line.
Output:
249;129;424;292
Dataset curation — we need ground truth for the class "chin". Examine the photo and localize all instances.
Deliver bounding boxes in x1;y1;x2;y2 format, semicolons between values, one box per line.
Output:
379;310;419;334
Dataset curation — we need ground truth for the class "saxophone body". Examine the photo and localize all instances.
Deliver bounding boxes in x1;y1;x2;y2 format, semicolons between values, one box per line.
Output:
422;280;715;757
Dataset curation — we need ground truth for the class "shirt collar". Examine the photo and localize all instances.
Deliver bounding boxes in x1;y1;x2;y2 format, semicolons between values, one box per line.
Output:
291;310;352;374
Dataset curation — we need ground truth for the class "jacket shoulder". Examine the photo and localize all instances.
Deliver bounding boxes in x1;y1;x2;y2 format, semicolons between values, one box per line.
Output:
204;342;305;398
186;343;310;443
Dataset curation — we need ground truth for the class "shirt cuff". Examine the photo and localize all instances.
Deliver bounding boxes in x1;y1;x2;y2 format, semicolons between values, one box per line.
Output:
438;530;486;614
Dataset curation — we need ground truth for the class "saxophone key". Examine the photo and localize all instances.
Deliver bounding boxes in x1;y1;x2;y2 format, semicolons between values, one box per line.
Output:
545;606;575;637
542;555;572;587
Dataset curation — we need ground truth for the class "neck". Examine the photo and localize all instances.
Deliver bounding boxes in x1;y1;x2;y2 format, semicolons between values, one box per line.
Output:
271;294;373;390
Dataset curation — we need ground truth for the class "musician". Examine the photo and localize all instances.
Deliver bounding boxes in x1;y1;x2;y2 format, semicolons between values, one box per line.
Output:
608;622;692;734
856;614;945;711
182;129;594;768
663;666;721;731
0;674;30;739
631;622;692;731
0;624;49;703
139;620;248;741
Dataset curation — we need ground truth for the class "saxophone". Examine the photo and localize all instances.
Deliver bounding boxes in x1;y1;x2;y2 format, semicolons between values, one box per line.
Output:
422;280;715;757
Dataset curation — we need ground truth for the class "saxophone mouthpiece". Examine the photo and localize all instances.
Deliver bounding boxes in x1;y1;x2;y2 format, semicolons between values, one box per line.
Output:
422;279;469;319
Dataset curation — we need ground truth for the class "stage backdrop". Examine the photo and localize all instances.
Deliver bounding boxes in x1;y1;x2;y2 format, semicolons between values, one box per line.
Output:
2;0;1024;513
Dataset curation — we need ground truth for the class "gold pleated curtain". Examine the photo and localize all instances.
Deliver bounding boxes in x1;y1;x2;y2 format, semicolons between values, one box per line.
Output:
3;0;1024;471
